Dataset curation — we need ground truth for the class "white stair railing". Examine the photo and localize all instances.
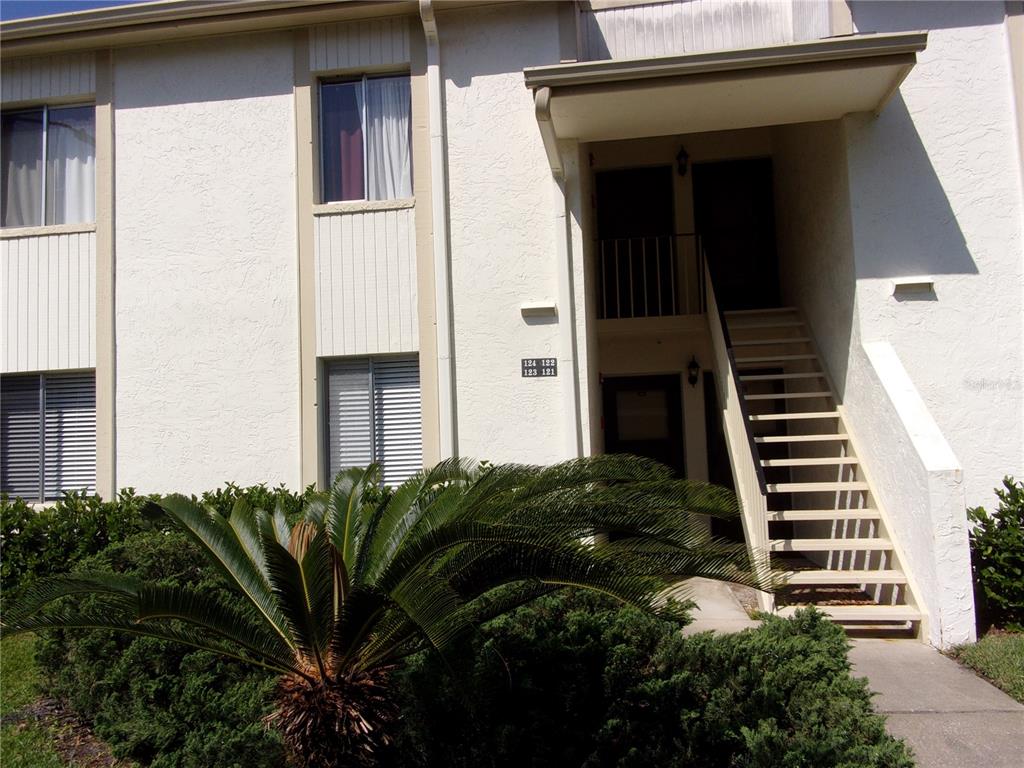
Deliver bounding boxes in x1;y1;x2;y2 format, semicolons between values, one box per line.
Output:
704;260;774;611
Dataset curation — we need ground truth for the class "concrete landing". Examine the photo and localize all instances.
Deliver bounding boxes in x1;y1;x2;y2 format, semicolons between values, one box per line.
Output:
677;577;760;635
849;638;1024;768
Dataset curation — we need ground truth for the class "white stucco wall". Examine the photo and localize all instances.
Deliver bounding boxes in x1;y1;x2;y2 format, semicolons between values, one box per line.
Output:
439;3;569;464
846;1;1024;507
113;34;300;494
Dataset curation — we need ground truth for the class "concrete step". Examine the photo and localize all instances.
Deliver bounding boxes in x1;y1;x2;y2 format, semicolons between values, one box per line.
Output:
767;481;869;493
768;508;880;521
776;604;921;622
740;372;827;382
785;569;907;585
735;353;819;364
731;337;811;346
749;411;841;421
744;391;834;401
770;537;892;552
762;457;859;467
755;433;850;443
724;306;799;316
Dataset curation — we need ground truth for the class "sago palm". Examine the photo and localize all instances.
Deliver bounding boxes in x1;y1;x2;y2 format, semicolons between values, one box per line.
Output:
2;455;768;767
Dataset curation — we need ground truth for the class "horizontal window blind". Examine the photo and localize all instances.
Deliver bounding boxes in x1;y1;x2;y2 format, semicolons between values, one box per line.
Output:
372;357;423;487
43;372;96;499
0;371;96;501
1;375;42;499
324;356;422;487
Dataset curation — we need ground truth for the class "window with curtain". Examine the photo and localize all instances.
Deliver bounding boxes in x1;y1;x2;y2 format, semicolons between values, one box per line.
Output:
1;105;96;228
323;356;422;487
320;75;412;203
0;371;97;501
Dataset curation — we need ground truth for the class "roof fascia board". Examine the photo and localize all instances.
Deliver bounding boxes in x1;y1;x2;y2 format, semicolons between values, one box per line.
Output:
523;31;928;90
0;0;415;57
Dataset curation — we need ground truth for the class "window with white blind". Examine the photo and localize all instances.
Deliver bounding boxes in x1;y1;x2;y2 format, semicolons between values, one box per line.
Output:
323;356;422;487
0;371;96;501
1;105;96;228
319;75;412;203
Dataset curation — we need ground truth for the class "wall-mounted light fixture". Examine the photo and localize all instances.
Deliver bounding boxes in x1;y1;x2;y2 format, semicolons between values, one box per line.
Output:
687;355;700;387
676;145;689;177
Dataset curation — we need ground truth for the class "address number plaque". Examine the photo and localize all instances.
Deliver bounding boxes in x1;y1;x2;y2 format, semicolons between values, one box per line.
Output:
521;358;557;377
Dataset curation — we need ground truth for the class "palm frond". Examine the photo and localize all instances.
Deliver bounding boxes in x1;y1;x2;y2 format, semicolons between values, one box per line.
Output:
157;495;296;649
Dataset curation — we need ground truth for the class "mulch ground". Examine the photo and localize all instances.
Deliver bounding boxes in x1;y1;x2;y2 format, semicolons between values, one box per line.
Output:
1;697;133;768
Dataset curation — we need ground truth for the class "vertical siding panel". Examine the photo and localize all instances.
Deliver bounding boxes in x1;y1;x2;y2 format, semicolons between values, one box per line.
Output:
308;18;411;73
312;209;418;359
1;53;95;106
0;232;95;373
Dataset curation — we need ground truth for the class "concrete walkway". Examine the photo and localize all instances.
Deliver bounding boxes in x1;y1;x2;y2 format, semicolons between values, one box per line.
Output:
681;580;1024;767
849;639;1024;768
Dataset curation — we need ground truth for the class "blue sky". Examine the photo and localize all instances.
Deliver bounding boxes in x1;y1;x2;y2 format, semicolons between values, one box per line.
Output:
1;1;139;21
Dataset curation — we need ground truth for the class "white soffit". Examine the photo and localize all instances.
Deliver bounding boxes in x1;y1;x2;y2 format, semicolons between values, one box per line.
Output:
525;32;927;145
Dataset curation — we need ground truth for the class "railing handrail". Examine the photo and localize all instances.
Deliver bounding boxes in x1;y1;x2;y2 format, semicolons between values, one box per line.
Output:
704;255;768;495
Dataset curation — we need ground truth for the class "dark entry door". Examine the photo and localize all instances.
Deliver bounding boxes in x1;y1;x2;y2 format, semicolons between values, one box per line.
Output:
692;158;780;311
602;375;684;475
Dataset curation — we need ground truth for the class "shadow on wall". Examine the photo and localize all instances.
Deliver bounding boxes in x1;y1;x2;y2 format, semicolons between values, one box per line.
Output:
850;0;1007;35
845;94;978;282
114;33;294;110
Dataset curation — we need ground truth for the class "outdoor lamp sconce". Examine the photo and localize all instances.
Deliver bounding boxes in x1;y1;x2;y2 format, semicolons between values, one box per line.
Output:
687;356;700;387
676;145;689;177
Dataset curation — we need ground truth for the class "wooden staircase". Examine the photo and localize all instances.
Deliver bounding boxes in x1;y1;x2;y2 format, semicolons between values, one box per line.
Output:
723;306;922;634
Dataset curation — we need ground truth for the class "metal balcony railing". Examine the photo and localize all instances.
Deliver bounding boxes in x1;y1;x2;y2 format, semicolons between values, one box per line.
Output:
597;234;706;320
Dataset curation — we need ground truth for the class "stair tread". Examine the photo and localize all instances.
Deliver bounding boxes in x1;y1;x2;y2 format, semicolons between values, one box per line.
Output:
749;411;840;421
735;354;818;363
762;457;859;467
740;372;826;381
731;337;811;346
728;320;805;330
776;604;921;621
767;481;868;493
770;537;892;551
745;391;834;400
724;307;799;316
785;570;907;585
768;508;880;521
755;433;849;443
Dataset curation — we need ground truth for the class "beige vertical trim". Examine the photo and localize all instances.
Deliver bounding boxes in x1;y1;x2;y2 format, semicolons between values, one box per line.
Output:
830;0;854;36
410;20;440;468
558;1;579;63
94;49;115;500
294;29;320;488
1008;3;1024;189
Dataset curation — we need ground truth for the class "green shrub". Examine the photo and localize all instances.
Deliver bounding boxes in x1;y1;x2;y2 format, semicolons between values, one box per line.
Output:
35;529;283;768
968;477;1024;632
391;593;912;768
1;489;152;603
1;483;313;604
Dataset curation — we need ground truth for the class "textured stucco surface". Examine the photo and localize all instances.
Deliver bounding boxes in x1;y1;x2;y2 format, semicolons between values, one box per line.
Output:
847;1;1024;507
113;34;300;494
439;3;568;464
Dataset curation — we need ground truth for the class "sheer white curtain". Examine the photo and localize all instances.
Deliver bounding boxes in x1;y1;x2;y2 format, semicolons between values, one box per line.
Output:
45;106;95;226
364;77;412;200
1;110;44;228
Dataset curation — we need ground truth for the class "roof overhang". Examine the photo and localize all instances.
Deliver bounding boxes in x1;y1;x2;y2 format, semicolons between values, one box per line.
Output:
525;31;927;177
0;0;413;57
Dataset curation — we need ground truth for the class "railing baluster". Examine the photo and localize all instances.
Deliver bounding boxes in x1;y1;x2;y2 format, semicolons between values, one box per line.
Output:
655;238;663;316
668;235;677;315
614;239;620;320
642;237;648;317
600;240;607;319
622;237;630;315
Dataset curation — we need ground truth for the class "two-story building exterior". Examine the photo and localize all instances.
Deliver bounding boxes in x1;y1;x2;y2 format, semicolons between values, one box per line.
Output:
2;0;1022;648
